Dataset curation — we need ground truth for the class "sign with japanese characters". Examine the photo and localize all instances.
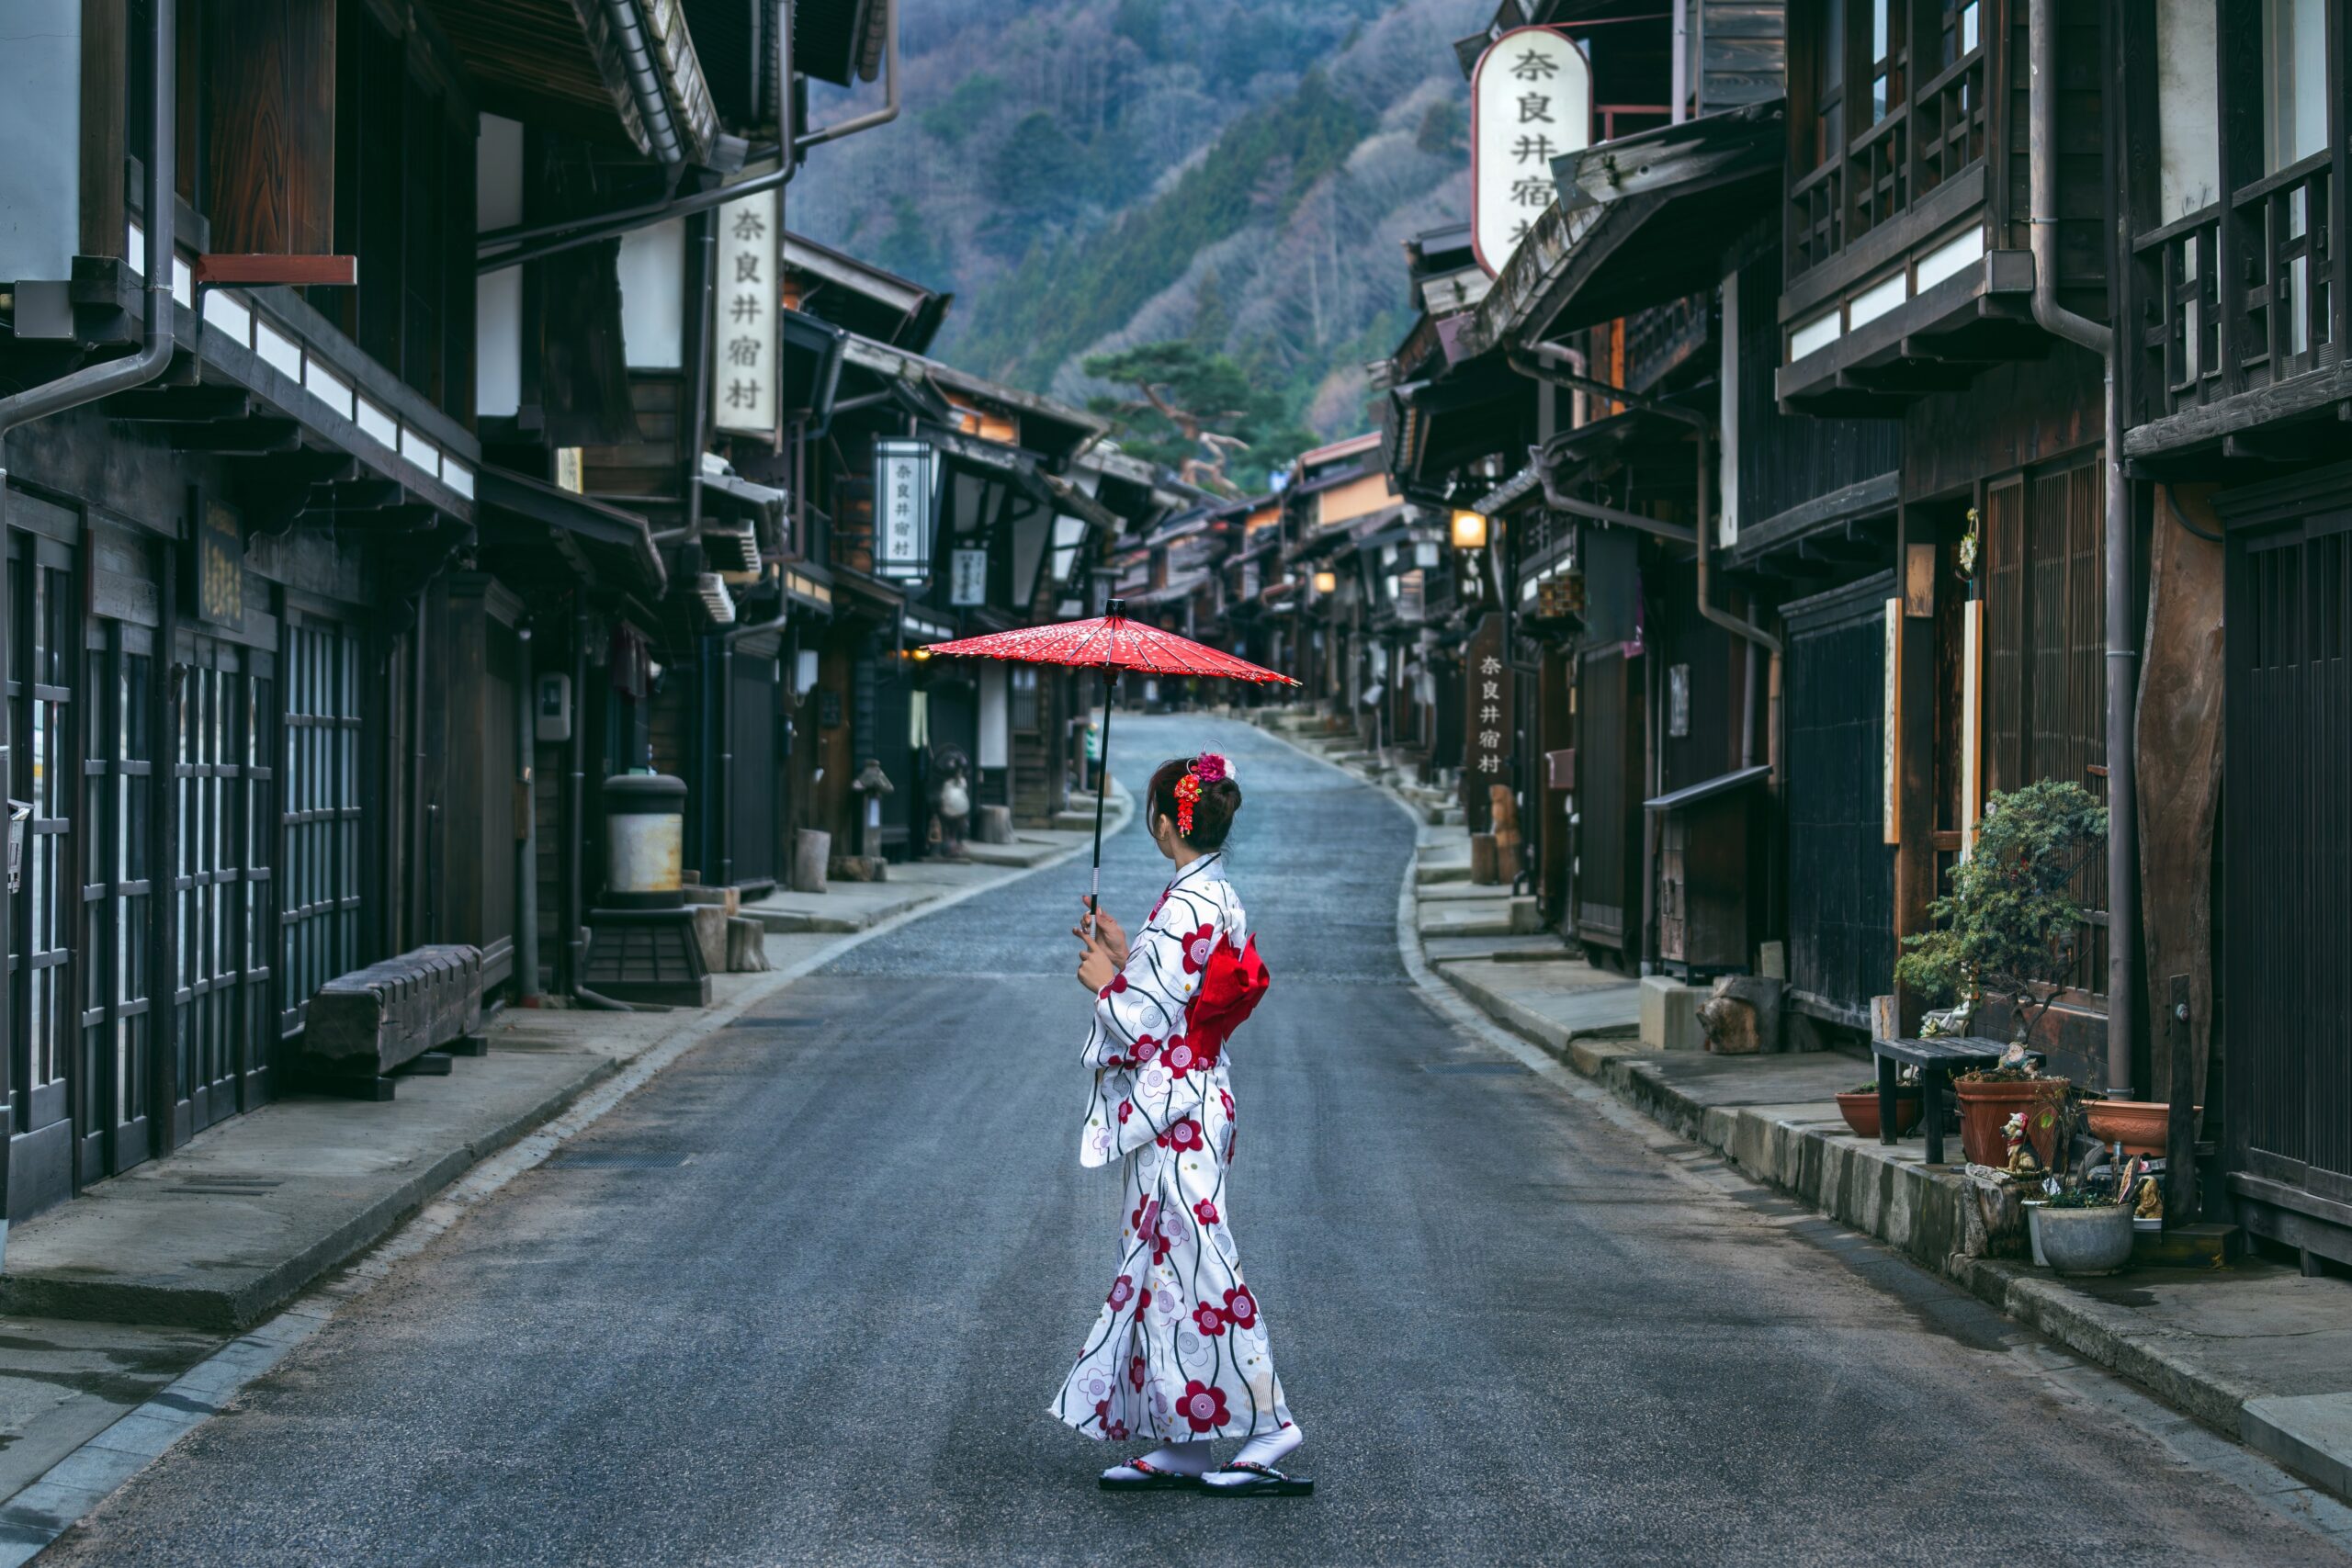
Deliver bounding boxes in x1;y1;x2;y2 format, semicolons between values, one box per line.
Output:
713;187;779;435
1464;612;1513;832
950;547;989;606
874;438;937;581
1471;28;1592;277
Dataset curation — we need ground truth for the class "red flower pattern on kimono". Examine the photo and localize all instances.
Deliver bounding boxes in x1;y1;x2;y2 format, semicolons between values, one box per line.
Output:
1057;852;1293;1445
1180;1381;1230;1433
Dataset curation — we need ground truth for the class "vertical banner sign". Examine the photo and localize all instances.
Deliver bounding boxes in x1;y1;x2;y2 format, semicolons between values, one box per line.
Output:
1960;598;1983;859
714;187;780;436
1464;612;1512;832
191;492;245;632
1471;28;1592;277
874;438;936;581
950;547;988;606
1883;598;1902;845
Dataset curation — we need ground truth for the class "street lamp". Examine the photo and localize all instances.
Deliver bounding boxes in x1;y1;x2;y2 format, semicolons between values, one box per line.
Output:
1451;509;1489;550
1312;570;1338;594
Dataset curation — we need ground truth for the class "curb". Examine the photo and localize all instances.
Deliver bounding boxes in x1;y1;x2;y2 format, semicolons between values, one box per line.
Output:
1244;710;2284;1472
0;786;1132;1334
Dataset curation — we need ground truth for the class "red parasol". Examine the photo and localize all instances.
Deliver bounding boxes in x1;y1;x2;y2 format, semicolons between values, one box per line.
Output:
927;599;1296;921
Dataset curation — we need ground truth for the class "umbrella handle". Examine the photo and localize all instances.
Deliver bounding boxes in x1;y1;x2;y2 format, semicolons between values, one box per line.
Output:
1086;669;1114;939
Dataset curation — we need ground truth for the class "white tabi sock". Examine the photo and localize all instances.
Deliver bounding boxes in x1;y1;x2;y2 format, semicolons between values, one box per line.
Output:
1206;1423;1303;1485
1103;1439;1212;1480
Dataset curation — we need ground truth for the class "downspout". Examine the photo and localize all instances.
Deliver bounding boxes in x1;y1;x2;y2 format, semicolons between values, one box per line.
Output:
1510;343;1781;660
2030;0;2133;1097
567;603;636;1010
656;208;719;547
0;0;178;454
0;0;175;1253
516;626;541;1002
603;0;686;167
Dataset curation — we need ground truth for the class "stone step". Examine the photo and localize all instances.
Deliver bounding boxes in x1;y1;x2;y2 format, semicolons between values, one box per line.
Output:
2244;1393;2352;1502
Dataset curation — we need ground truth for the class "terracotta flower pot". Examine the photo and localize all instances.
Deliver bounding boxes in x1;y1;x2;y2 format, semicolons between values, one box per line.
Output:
1954;1077;2064;1168
1834;1090;1923;1140
2084;1099;2201;1157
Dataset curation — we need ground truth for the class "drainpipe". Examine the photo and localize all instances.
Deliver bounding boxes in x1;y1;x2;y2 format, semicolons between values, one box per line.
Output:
656;207;719;547
603;0;686;167
1510;343;1781;660
0;0;175;1259
567;603;637;1010
0;0;178;453
516;626;541;1002
2030;0;2133;1098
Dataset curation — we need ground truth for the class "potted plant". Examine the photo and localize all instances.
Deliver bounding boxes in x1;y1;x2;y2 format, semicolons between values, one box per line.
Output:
1894;779;2108;1165
1833;1080;1923;1140
2034;1187;2135;1276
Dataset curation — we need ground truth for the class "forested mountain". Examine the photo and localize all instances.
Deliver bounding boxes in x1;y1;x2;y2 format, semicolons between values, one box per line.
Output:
787;0;1490;475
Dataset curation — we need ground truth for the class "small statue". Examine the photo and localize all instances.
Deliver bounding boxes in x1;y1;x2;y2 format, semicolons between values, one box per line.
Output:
1921;998;1973;1039
2132;1175;2163;1221
2001;1111;2043;1179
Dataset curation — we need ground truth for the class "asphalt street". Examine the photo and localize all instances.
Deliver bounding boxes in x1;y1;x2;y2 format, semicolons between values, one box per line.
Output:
41;716;2345;1566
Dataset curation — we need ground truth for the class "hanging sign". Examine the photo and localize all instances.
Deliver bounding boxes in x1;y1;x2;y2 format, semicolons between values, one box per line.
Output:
714;186;780;435
950;547;989;606
1464;612;1512;832
1471;28;1592;277
874;438;937;581
190;491;245;632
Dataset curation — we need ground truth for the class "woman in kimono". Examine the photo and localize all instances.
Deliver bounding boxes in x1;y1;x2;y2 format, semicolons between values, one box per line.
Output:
1052;752;1310;1497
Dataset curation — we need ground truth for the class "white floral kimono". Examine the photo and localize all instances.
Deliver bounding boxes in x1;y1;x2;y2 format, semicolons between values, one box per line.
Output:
1051;852;1295;1445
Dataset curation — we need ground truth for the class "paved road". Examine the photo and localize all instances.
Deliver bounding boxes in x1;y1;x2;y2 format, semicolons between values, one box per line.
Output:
45;717;2342;1565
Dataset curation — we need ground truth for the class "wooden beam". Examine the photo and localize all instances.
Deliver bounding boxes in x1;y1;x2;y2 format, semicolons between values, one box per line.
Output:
171;419;302;454
194;254;358;288
100;386;254;423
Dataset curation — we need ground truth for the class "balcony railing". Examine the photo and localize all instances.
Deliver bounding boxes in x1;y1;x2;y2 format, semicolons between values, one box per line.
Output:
2134;150;2336;423
1787;42;1987;284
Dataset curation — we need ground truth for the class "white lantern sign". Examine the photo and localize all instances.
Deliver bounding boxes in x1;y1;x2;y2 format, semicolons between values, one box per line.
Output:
1471;28;1592;277
874;438;936;581
713;187;780;434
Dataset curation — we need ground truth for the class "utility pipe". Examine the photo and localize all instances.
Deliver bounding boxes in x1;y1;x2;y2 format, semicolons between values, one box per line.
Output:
1510;343;1781;659
2030;0;2134;1097
516;626;541;1003
0;0;177;452
566;603;637;1010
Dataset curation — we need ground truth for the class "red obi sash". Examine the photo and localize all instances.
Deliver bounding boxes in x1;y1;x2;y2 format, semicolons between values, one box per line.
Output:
1186;934;1270;1062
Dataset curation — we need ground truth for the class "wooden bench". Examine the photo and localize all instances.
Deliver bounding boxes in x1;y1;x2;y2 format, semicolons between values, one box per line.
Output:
295;945;488;1100
1871;1034;2032;1167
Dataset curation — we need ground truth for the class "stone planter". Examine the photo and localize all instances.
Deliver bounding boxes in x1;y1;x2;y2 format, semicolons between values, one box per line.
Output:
2023;1200;2050;1267
2036;1203;2135;1276
1954;1077;2064;1168
1834;1089;1923;1140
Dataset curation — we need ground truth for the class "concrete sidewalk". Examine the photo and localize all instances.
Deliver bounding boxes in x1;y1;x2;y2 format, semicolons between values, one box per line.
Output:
1250;705;2352;1511
0;780;1127;1513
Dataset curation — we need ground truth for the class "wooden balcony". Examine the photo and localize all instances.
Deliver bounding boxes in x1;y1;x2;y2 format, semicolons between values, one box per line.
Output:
2125;151;2350;466
49;247;479;532
1775;27;2067;414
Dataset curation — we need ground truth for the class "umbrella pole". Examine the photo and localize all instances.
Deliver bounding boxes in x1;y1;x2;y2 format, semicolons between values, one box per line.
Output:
1089;668;1114;933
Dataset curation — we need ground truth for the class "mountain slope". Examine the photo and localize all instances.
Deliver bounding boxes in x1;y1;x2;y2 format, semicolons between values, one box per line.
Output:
787;0;1487;453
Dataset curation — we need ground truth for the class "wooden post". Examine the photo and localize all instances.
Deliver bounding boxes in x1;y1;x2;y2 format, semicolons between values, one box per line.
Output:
1890;513;1939;1036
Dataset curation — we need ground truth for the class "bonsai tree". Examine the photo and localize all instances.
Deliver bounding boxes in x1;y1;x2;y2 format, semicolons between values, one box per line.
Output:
1894;778;2109;1051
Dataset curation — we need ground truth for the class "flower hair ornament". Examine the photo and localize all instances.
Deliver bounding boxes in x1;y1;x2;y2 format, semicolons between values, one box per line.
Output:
1172;752;1234;838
